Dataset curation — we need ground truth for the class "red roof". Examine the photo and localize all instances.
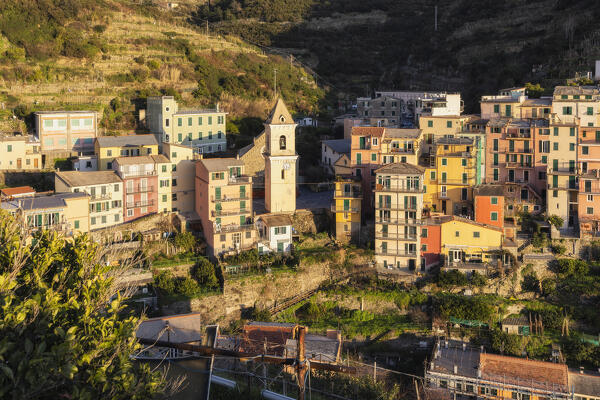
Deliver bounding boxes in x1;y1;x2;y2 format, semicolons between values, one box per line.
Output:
238;323;298;356
480;353;568;390
351;126;385;137
0;186;36;197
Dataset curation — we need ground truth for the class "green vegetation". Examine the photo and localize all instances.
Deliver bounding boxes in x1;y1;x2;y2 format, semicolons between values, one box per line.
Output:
153;257;219;300
0;211;164;398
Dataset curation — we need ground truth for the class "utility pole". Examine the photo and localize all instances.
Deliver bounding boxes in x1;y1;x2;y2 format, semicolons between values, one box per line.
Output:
434;5;438;32
297;327;307;400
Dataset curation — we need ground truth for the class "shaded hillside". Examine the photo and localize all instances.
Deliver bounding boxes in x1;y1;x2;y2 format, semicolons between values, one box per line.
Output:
0;1;325;136
196;0;600;111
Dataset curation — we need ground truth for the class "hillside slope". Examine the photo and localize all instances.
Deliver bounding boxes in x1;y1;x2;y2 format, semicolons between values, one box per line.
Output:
0;1;325;135
198;0;600;111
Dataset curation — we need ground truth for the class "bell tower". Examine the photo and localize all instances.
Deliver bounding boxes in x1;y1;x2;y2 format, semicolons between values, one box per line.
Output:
264;98;298;213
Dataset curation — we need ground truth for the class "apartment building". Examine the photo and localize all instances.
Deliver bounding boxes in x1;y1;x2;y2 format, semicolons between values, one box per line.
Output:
1;192;90;236
256;214;293;254
35;111;98;155
425;340;570;400
480;87;527;120
55;170;124;230
195;157;256;258
332;175;362;244
374;163;425;274
420;217;442;270
95;135;159;170
163;143;197;215
577;126;600;236
146;96;227;153
418;114;472;154
113;155;166;222
423;137;477;216
321;139;350;175
440;216;508;277
546;121;580;230
379;128;422;165
552;86;600;127
0;134;41;170
355;95;403;127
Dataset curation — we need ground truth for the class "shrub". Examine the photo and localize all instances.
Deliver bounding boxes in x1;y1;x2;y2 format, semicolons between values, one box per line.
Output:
193;257;218;288
552;259;589;277
521;272;540;293
471;271;487;287
134;55;146;64
93;24;107;33
551;243;566;255
177;277;200;296
547;215;564;230
173;231;196;252
4;47;25;61
438;269;468;288
251;307;272;322
147;59;161;70
154;269;176;293
490;329;523;356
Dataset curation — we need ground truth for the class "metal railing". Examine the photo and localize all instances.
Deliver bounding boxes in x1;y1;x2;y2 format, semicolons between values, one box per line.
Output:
375;218;423;225
212;209;249;217
126;185;154;194
126;200;155;208
376;204;418;211
90;192;112;200
228;175;252;184
331;205;360;213
211;194;249;202
333;190;362;198
375;250;417;257
375;233;418;241
215;223;255;233
375;184;424;193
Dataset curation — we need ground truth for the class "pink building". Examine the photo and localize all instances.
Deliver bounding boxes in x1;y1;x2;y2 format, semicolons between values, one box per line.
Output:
113;155;165;222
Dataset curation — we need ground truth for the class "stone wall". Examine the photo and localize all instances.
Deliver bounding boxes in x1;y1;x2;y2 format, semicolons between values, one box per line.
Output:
0;170;55;191
161;261;340;324
240;131;266;177
292;209;331;234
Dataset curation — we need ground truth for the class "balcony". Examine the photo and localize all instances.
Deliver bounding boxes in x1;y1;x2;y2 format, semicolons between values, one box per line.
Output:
90;192;112;200
375;218;423;225
334;190;362;198
375;184;424;193
548;182;578;191
126;200;155;208
578;139;600;146
504;148;533;154
211;194;249;202
505;162;533;169
212;208;250;217
331;205;360;213
375;250;417;257
505;131;531;139
228;175;252;184
215;223;255;233
127;185;154;194
375;233;418;241
121;170;157;178
376;204;418;211
387;147;416;154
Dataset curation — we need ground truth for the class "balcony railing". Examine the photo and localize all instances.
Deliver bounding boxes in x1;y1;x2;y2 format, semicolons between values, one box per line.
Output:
376;204;418;211
126;200;155;208
505;162;533;168
334;190;362;198
212;209;249;217
228;175;252;184
127;185;154;194
578;139;600;146
375;184;424;193
504;148;533;154
121;170;157;178
215;223;255;233
90;192;112;200
387;148;416;154
375;233;418;241
331;205;359;213
375;218;423;225
211;194;249;202
375;250;417;257
505;131;531;139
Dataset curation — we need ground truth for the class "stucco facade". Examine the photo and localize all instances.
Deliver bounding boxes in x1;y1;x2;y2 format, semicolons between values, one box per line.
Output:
35;111;98;155
0;135;41;170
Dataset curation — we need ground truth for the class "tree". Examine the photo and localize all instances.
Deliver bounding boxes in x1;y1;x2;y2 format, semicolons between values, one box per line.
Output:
470;271;487;287
547;215;564;230
490;329;523;356
438;269;468;288
173;231;196;253
193;257;218;288
0;211;165;399
525;82;544;98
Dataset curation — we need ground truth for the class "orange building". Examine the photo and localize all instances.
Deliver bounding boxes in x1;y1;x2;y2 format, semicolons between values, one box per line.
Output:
420;217;442;269
473;185;505;229
578;126;600;236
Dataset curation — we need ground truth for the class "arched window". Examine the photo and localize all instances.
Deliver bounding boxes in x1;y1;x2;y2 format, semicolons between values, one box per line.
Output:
279;135;287;150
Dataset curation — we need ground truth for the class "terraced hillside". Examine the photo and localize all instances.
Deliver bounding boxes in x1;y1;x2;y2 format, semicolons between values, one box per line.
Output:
0;1;324;134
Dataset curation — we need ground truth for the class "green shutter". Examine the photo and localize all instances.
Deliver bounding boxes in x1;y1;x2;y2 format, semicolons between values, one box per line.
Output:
343;199;350;211
215;187;221;200
240;215;246;225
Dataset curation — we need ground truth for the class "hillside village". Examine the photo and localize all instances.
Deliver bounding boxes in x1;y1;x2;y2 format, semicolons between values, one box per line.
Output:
1;2;600;395
2;76;600;398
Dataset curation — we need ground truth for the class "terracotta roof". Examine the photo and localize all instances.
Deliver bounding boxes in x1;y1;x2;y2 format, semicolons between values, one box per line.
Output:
569;370;600;397
259;213;293;227
436;137;473;145
384;128;422;139
239;322;298;356
55;170;122;187
96;134;158;147
351;126;385;137
375;162;425;175
473;184;504;197
114;154;169;165
266;98;294;125
480;353;568;389
0;186;35;197
200;157;244;172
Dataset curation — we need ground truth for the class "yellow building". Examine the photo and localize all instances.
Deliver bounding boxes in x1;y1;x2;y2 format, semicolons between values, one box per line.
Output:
95;135;159;170
1;192;90;236
0;135;42;170
440;216;506;276
155;155;172;214
423;137;477;216
332;176;362;243
264;98;298;214
163;143;198;215
418;115;471;154
379;128;422;165
374;163;425;276
195;157;256;258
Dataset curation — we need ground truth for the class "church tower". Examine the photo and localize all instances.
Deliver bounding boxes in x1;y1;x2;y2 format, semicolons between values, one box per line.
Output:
264;98;298;213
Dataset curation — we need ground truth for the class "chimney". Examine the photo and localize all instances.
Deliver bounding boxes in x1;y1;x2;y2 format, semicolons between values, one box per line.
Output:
462;343;466;352
453;365;458;374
